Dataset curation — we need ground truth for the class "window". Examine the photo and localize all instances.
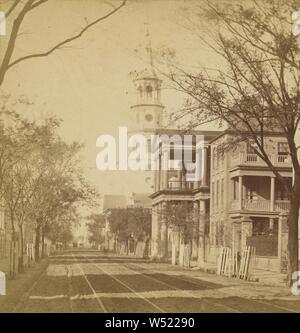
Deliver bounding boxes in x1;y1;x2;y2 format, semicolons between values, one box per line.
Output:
276;181;289;200
146;85;152;98
278;142;289;155
216;180;219;207
246;143;258;162
247;143;256;154
277;142;289;163
211;182;214;209
233;179;237;200
221;179;224;206
138;85;143;98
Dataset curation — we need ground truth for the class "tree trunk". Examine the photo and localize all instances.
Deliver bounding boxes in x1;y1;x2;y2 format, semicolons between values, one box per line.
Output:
19;224;24;273
10;231;16;279
10;213;16;279
285;173;300;285
41;228;45;258
35;225;40;262
287;181;300;285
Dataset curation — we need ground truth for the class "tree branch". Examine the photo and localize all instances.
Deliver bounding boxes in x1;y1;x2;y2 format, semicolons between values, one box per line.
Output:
7;0;127;70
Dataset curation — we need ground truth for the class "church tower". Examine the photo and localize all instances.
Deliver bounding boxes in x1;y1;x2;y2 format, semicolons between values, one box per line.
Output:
130;34;164;136
128;32;164;191
131;68;164;133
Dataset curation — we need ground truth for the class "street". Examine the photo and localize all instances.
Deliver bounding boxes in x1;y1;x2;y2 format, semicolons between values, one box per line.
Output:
10;250;300;313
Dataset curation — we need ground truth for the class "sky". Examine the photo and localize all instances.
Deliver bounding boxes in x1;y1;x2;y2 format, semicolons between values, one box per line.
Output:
0;0;224;197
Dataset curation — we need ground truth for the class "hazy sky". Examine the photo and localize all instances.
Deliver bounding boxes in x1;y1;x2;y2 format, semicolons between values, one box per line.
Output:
1;0;222;196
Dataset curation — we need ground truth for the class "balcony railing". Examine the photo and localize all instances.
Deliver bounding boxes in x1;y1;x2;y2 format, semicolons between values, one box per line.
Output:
230;199;290;212
165;180;194;191
274;200;290;212
243;199;270;211
230;153;291;168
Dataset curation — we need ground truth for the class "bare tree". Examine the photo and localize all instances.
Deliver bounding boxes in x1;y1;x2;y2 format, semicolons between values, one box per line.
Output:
0;0;127;86
164;0;300;284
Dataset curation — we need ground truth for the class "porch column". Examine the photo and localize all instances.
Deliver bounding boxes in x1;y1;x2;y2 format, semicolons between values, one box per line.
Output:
241;216;252;250
151;204;161;259
238;176;243;210
159;162;163;190
177;169;182;190
202;146;208;187
160;202;168;259
154;169;158;192
191;201;199;259
198;199;206;266
161;147;169;190
270;176;275;211
278;212;288;273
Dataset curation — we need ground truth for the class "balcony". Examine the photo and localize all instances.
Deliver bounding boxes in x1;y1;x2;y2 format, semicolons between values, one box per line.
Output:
230;199;290;212
274;200;290;212
166;179;194;192
230;153;292;168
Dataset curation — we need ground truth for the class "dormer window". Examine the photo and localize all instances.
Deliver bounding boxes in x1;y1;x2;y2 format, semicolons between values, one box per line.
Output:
146;85;152;98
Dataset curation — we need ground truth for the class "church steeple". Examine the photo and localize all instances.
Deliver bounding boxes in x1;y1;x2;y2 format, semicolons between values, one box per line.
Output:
130;27;164;132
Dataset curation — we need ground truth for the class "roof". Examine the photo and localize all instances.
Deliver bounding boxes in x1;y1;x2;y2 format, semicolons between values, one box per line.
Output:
153;128;222;141
131;67;161;82
209;128;287;144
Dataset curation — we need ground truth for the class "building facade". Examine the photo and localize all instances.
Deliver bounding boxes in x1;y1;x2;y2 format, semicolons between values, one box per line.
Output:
209;131;292;272
150;129;293;273
150;129;220;262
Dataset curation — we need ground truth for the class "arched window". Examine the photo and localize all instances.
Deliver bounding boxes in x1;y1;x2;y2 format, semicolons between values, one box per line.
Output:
146;85;152;98
138;85;143;98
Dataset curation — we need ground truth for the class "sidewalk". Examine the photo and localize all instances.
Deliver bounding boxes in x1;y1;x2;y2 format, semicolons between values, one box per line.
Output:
190;260;287;287
146;261;294;300
0;259;48;313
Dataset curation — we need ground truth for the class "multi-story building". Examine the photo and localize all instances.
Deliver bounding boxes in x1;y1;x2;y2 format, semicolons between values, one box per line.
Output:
150;129;221;262
150;128;293;273
209;130;292;272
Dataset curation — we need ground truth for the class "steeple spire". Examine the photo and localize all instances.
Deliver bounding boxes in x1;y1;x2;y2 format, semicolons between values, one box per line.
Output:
144;22;156;77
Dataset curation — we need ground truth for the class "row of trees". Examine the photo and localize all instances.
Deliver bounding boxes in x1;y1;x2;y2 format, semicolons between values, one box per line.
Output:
1;95;96;277
86;207;151;256
85;202;203;258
